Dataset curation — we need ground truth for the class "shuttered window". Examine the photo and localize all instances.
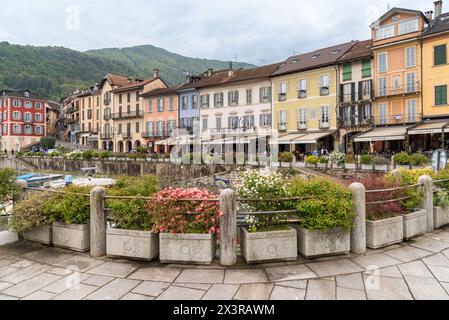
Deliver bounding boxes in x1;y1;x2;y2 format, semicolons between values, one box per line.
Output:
434;45;447;66
435;85;448;105
343;63;352;81
362;60;371;78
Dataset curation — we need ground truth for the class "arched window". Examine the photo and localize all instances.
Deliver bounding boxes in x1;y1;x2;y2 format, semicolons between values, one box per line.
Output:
13;100;21;107
35;126;43;135
35;113;43;122
35;102;43;109
12;124;22;134
24;125;32;135
24;101;32;108
12;111;21;121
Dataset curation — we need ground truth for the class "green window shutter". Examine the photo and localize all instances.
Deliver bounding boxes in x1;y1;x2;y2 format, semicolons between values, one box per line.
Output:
435;86;441;105
343;63;352;81
443;85;448;105
435;85;447;105
434;45;447;65
362;59;371;78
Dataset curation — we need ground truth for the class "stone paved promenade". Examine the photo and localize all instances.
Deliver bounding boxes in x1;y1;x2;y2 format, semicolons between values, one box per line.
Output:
1;227;449;300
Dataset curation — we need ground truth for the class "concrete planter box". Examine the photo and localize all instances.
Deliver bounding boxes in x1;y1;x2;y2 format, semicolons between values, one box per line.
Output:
403;209;427;240
374;164;388;171
23;225;53;245
240;227;297;264
361;164;373;171
52;222;90;252
345;163;356;170
366;216;403;249
280;162;292;168
106;228;159;261
159;233;216;265
293;226;350;258
434;206;449;229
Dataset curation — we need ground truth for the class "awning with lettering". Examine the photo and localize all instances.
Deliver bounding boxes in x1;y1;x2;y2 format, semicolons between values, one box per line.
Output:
269;134;307;145
408;120;449;135
354;126;410;142
293;131;336;144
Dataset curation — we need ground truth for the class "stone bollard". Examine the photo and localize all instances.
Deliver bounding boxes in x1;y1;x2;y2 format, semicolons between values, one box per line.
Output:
349;182;366;255
391;156;396;169
418;175;434;233
90;187;106;257
219;189;237;266
16;179;28;201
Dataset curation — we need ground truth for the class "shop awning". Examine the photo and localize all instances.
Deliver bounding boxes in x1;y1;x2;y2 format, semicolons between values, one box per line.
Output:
87;135;98;141
354;126;409;142
292;131;336;144
269;133;307;145
408;120;449;135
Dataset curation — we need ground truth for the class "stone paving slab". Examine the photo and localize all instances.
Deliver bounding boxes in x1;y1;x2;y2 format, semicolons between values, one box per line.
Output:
269;285;305;300
22;247;74;265
131;281;170;297
305;279;336;300
22;290;58;300
53;283;98;300
363;275;413;300
202;284;239;300
82;275;115;287
55;256;105;272
0;263;51;284
307;259;364;278
85;278;141;300
2;272;62;298
224;269;269;284
175;269;224;284
86;261;138;278
157;286;206;300
398;261;434;278
127;267;181;282
120;292;155;300
409;238;449;253
175;283;212;290
422;253;449;267
404;276;449;300
274;280;307;289
336;273;365;291
384;246;433;262
427;266;449;282
336;287;366;300
0;294;18;300
265;265;317;282
9;259;35;269
234;283;273;300
351;253;402;269
42;273;91;294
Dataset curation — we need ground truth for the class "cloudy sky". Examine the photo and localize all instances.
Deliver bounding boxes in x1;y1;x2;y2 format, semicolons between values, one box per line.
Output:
0;0;435;64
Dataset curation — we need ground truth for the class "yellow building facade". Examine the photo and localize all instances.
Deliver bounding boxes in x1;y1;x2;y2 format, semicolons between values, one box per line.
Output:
271;42;356;153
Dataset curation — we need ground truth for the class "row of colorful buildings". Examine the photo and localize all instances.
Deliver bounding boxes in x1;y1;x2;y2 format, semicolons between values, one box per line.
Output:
58;2;449;156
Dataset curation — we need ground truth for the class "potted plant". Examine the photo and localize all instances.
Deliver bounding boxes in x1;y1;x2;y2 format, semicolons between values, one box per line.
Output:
236;169;297;263
386;169;431;240
305;155;319;168
434;190;449;229
329;152;347;168
354;176;405;249
148;188;221;265
289;178;354;258
9;192;53;245
106;176;159;261
279;152;294;168
42;186;91;252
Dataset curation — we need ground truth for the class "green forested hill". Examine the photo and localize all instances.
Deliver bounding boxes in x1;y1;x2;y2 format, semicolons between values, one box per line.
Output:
0;42;254;101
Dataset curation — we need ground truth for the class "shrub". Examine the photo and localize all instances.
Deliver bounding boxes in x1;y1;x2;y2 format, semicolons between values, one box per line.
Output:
0;168;20;206
410;153;430;166
107;176;158;231
279;152;294;163
127;153;145;160
306;156;319;165
137;146;149;154
99;151;112;159
435;190;449;208
9;192;53;233
360;155;374;165
394;152;411;165
150;153;160;160
81;150;96;160
318;155;329;164
288;178;355;230
40;137;56;149
329;152;347;166
148;188;221;234
41;186;90;225
373;156;390;165
49;151;61;157
163;153;171;159
434;169;449;190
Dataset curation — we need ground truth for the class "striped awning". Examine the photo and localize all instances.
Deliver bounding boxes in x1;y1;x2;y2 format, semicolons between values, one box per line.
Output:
354;126;410;142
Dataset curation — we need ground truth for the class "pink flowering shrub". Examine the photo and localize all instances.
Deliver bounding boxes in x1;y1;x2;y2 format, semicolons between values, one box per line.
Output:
147;188;222;234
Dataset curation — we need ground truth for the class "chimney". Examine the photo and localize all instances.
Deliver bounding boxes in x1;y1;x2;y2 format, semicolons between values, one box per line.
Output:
435;0;443;18
425;10;434;20
207;68;213;77
153;68;160;78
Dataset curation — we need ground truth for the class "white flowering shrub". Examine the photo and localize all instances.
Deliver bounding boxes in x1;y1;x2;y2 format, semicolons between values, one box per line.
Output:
236;169;291;232
329;152;347;166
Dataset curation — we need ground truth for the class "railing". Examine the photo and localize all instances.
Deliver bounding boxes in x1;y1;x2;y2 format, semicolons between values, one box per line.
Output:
278;93;287;101
338;116;372;128
375;82;421;98
372;113;422;126
340;92;372;103
121;131;131;139
111;110;143;120
278;123;287;131
320;87;330;96
103;99;111;106
297;90;307;99
141;130;171;138
209;127;256;135
100;133;112;140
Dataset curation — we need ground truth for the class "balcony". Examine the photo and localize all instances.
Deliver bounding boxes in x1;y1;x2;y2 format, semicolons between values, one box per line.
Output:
338;116;373;128
373;113;422;126
111;110;143;120
297;122;307;130
319;120;330;129
141;130;171;139
320;87;330;96
298;90;307;99
121;131;132;139
66;106;79;114
100;133;112;140
24;119;34;124
278;123;288;131
340;92;373;104
210;127;256;135
375;82;421;99
278;93;287;102
104;99;111;106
